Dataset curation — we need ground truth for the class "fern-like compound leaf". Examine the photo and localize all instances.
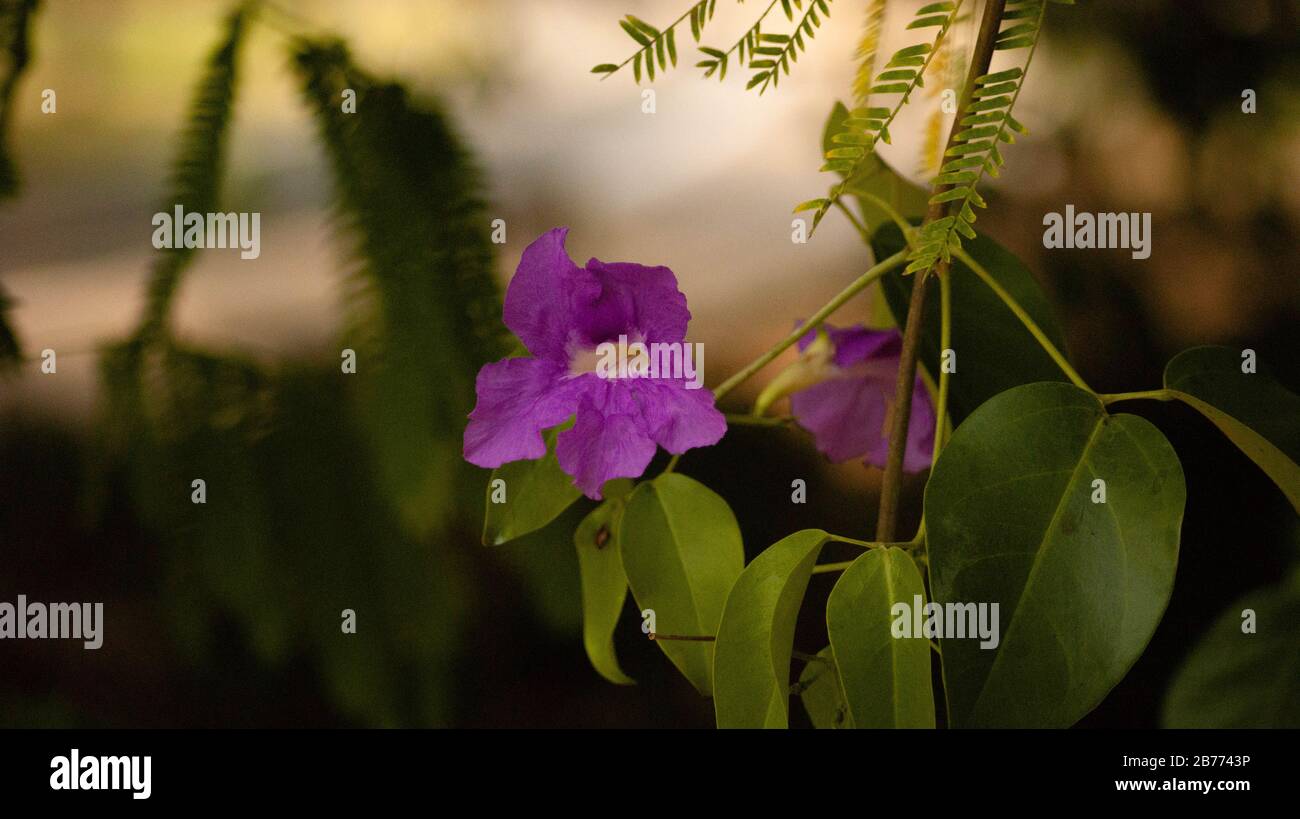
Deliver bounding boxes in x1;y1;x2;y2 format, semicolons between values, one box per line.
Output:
799;0;965;233
594;1;718;83
904;0;1051;275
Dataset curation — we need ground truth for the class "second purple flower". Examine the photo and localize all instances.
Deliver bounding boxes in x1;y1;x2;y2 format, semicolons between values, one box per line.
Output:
788;323;935;472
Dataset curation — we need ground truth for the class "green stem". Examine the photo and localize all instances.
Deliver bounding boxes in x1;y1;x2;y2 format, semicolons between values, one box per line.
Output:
910;518;926;548
929;269;952;466
825;534;920;551
1100;389;1173;405
856;192;916;246
811;560;857;575
833;199;870;242
726;413;795;427
828;535;881;550
812;534;923;574
951;245;1091;393
712;248;909;402
793;650;829;664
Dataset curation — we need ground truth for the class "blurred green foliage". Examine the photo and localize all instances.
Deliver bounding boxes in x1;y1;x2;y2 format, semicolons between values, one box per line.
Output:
0;0;39;365
86;3;527;726
0;0;37;201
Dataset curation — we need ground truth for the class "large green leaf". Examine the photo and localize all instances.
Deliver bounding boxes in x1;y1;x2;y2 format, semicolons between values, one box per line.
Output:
619;473;744;695
714;529;829;727
875;225;1070;424
827;547;935;728
574;479;636;685
1162;570;1300;728
481;429;581;545
798;647;853;729
1164;346;1300;512
926;382;1184;727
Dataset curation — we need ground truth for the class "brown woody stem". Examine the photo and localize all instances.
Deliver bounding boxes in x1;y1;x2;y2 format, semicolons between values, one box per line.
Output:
874;0;1007;542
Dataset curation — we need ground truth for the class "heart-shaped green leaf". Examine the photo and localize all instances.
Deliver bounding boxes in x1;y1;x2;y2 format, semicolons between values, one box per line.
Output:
619;473;744;695
1164;346;1300;512
926;382;1184;727
481;428;581;545
827;547;935;727
875;225;1070;424
1163;569;1300;728
714;529;829;727
574;479;636;685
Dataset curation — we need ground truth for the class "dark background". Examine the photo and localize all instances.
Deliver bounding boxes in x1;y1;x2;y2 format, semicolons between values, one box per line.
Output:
0;0;1296;727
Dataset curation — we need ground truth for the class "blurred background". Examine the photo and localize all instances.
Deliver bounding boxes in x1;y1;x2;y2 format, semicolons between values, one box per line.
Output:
0;0;1296;727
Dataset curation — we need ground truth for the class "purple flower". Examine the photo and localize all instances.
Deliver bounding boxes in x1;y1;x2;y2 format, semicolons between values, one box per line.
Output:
463;228;726;499
789;324;935;472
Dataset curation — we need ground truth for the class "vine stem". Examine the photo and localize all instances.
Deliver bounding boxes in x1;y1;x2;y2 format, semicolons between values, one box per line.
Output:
951;245;1091;392
930;268;953;465
812;561;857;575
812;536;924;574
711;248;909;402
725;413;795;427
828;535;880;550
856;192;917;245
1101;389;1173;405
875;0;1008;543
833;199;870;240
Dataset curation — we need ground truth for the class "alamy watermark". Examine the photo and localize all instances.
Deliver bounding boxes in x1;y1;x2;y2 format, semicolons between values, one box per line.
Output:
1042;205;1151;259
891;595;1000;650
50;750;150;800
586;334;705;389
151;205;261;259
0;595;103;649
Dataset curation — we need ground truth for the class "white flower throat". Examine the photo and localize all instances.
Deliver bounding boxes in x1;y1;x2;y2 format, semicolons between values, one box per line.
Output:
569;334;705;389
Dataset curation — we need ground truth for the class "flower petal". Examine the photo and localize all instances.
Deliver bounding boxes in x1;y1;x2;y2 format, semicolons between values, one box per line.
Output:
791;375;888;463
900;377;936;473
582;258;690;345
790;323;935;471
556;392;659;499
463;356;580;468
798;323;900;369
631;380;727;453
503;228;600;361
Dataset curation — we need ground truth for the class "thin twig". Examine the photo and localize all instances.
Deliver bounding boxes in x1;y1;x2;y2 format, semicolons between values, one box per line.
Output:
874;0;1007;543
